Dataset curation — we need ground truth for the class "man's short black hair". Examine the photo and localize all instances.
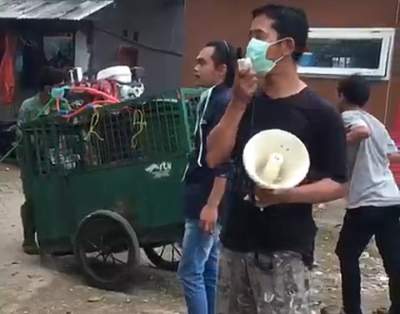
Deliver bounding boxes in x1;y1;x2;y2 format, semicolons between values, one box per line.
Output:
338;75;370;108
38;66;65;91
206;41;237;88
252;4;309;62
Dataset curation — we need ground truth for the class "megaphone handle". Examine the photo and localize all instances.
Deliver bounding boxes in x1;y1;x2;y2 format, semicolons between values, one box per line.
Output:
249;180;257;204
250;98;257;135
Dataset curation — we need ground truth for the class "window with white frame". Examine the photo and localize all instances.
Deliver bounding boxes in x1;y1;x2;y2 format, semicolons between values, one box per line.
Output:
298;28;395;79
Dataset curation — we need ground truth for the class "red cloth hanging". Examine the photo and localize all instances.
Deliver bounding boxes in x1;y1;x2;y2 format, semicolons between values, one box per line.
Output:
0;33;17;105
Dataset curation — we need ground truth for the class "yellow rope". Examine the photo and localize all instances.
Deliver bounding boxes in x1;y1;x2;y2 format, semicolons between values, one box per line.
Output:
84;108;104;142
130;109;146;149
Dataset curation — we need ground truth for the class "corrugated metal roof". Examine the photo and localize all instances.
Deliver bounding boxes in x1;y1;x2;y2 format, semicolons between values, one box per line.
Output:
0;0;114;20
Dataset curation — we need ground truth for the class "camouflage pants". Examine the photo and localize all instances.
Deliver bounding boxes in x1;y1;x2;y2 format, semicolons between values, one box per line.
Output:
217;248;311;314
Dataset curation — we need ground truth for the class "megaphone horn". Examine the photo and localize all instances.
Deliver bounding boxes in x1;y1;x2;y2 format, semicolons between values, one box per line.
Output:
243;129;310;190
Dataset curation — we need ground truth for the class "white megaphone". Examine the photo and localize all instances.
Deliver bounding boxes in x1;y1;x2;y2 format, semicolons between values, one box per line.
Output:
243;129;310;190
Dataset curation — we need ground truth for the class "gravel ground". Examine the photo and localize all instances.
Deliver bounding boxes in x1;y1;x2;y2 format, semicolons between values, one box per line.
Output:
0;164;390;314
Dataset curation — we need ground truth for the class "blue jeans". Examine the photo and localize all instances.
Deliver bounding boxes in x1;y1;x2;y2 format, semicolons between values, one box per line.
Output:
178;219;220;314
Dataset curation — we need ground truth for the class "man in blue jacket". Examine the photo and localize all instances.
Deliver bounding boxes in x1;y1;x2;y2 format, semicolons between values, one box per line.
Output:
177;40;236;314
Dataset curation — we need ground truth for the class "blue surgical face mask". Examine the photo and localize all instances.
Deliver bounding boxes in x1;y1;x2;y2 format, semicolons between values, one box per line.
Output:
245;37;287;75
50;86;67;99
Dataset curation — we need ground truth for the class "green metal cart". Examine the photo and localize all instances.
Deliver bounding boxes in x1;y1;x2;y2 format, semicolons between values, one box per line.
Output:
18;88;201;290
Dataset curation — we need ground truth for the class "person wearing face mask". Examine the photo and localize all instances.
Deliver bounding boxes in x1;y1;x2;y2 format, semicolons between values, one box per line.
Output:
206;4;348;314
17;66;66;255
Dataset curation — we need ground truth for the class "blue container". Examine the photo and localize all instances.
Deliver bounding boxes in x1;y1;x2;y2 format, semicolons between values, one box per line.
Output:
298;52;316;67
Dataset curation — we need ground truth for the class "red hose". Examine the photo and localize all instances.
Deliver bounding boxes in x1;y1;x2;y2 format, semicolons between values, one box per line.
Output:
71;86;119;103
63;100;119;120
63;86;120;119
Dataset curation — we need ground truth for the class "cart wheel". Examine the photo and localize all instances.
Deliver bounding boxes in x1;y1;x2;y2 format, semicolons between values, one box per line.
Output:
74;211;140;291
143;243;182;271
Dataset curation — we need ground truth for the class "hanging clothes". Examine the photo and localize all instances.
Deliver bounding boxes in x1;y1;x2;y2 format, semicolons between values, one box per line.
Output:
0;33;17;105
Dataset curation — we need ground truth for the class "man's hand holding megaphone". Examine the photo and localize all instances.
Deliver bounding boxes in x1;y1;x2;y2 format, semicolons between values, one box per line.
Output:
254;186;294;208
206;58;259;169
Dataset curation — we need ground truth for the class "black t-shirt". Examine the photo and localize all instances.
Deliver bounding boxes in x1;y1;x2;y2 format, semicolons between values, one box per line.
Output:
221;88;347;266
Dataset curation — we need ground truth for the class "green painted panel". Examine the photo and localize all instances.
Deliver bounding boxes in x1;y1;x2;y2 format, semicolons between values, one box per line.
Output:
19;88;203;252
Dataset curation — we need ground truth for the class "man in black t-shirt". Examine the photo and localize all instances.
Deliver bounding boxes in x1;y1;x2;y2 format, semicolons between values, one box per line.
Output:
207;4;348;314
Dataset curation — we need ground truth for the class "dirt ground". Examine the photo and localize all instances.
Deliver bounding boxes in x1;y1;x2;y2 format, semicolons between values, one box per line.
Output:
0;164;390;314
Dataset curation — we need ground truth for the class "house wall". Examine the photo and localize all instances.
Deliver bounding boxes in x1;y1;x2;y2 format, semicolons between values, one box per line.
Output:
182;0;400;128
88;0;185;96
0;1;185;121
